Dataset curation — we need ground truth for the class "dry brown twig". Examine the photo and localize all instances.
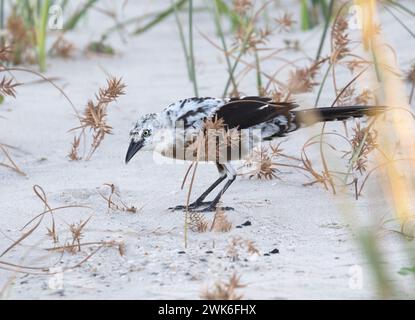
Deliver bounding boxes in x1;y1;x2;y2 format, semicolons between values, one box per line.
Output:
0;144;25;176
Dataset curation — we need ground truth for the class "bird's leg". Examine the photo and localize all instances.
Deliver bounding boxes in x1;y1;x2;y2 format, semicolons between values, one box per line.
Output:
192;163;236;212
169;163;227;211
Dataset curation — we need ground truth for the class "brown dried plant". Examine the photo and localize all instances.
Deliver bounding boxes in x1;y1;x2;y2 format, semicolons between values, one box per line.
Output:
355;89;374;105
0;144;25;176
406;64;415;103
51;35;76;58
348;122;378;174
332;17;350;62
301;139;336;191
98;183;138;214
336;85;356;106
244;147;280;180
0;185;126;276
287;59;324;95
0;77;19;98
233;0;252;16
227;236;259;261
0;45;13;62
275;13;296;33
189;212;209;233
68;136;81;161
210;206;232;232
68;217;92;253
201;273;245;300
6;14;36;65
70;77;126;160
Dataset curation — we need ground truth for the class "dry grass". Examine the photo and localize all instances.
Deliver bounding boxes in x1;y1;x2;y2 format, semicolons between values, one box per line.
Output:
189;212;209;233
69;76;126;160
348;122;378;175
188;205;232;233
201;273;245;300
6;14;36;65
0;77;20;98
51;35;76;58
244;147;280;180
98;183;139;214
286;59;324;95
275;13;296;33
227;236;260;261
210;206;232;232
0;184;126;276
241;143;304;181
0;144;25;176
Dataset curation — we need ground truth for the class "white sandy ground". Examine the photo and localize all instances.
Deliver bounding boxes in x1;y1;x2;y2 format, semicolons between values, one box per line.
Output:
1;0;415;299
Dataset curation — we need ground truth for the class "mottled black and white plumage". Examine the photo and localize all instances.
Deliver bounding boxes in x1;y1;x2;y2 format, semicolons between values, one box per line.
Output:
125;96;384;212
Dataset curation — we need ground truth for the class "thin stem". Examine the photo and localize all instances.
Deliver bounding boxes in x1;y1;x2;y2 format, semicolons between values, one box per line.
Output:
254;49;262;94
188;0;198;96
212;0;237;94
173;0;192;81
315;0;334;61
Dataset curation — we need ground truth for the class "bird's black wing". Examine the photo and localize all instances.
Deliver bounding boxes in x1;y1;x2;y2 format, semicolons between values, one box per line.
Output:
214;97;298;129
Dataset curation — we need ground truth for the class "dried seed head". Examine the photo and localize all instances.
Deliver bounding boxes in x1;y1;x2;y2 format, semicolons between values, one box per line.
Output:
275;13;296;33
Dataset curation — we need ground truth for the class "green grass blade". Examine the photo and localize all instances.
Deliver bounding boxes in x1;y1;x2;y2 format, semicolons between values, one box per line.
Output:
37;0;50;72
64;0;99;31
133;0;188;35
172;0;192;81
212;0;237;94
315;0;334;60
300;0;310;31
188;0;198;96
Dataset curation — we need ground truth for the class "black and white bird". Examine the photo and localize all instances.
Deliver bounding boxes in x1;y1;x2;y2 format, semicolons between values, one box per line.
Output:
125;96;384;212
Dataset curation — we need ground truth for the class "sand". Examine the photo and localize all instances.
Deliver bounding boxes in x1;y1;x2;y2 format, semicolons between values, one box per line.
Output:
0;0;414;299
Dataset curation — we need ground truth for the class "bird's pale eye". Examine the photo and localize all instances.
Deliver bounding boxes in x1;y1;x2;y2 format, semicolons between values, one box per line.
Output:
142;129;151;137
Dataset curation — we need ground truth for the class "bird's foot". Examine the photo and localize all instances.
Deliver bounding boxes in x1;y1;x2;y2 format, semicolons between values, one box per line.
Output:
169;202;234;212
169;201;211;211
192;205;235;213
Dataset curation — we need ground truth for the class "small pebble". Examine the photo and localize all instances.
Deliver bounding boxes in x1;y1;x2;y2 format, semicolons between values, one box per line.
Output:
205;250;213;254
264;253;270;256
242;221;252;227
178;251;186;254
236;226;242;229
270;248;279;254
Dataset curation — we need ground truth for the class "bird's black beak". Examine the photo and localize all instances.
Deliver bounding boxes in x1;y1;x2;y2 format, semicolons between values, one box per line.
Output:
125;139;144;164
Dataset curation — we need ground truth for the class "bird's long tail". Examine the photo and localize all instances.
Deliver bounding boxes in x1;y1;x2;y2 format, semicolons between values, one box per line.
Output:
294;105;386;127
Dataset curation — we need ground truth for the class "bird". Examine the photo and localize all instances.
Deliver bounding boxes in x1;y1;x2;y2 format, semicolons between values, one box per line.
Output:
125;96;385;212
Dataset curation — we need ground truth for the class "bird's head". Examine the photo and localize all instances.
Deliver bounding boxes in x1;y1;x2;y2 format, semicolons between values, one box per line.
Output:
125;113;161;164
